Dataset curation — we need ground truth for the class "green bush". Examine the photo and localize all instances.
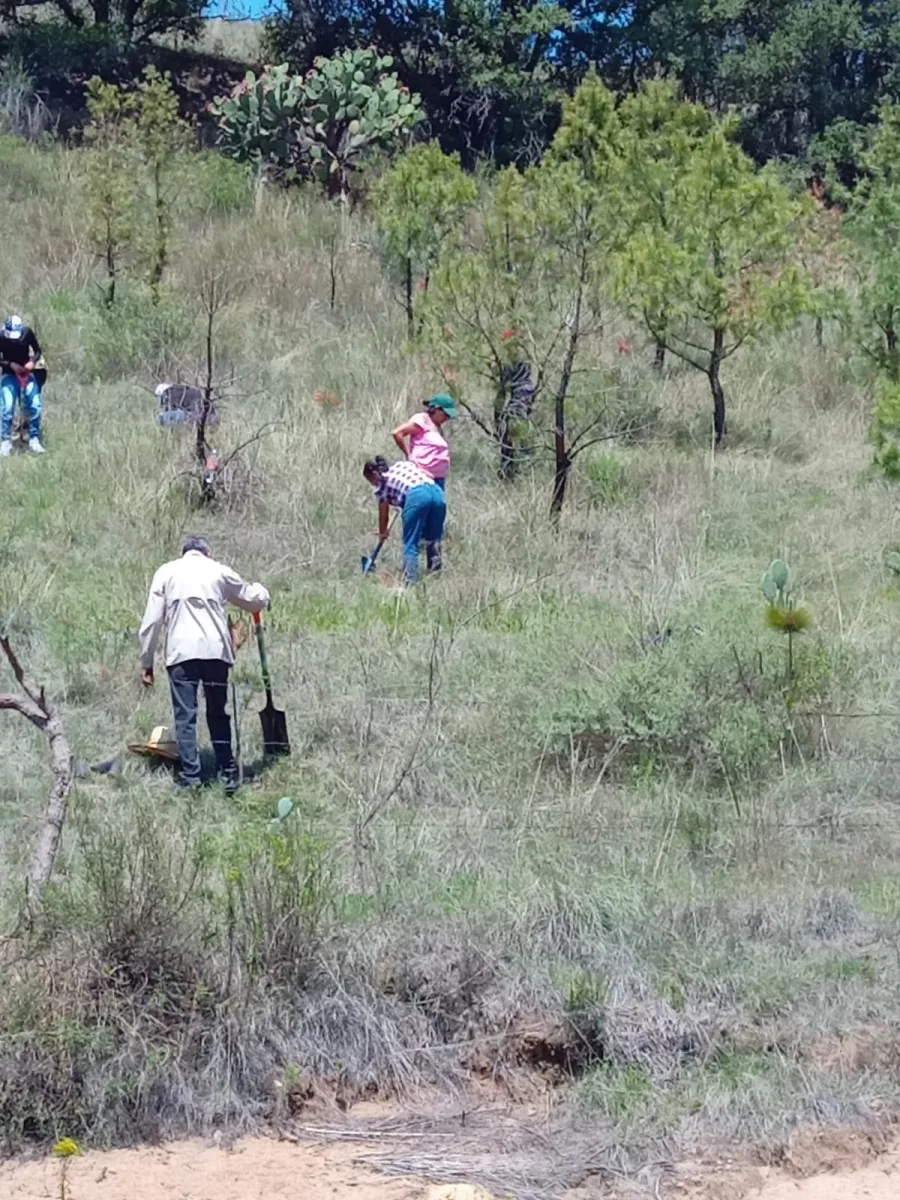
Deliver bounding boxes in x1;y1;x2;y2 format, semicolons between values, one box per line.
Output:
871;376;900;479
11;22;138;83
586;453;631;506
0;133;58;201
547;626;839;786
83;288;192;380
223;820;335;987
181;150;254;216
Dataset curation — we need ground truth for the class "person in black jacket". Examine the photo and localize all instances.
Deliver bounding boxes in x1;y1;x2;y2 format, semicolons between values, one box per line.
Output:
0;315;44;456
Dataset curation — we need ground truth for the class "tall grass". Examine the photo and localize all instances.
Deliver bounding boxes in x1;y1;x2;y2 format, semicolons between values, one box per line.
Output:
1;133;900;1176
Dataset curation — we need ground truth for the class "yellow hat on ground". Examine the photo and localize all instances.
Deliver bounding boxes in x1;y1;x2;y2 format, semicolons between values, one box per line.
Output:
127;725;180;762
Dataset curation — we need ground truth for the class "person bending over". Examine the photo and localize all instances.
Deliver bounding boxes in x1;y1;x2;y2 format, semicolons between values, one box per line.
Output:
363;456;446;585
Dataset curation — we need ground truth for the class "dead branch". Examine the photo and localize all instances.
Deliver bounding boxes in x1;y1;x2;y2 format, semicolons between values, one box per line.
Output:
0;635;73;904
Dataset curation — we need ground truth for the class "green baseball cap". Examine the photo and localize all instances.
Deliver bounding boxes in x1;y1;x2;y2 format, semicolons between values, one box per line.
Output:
427;392;458;418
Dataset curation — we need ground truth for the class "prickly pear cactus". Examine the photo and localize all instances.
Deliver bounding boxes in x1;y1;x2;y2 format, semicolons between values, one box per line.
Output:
211;64;304;177
211;50;423;194
299;48;424;196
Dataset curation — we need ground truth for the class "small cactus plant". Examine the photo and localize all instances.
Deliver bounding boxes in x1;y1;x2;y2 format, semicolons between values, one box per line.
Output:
761;558;811;684
211;49;424;196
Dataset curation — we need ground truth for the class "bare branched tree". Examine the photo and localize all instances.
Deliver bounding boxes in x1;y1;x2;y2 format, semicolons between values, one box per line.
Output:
196;266;238;476
0;635;73;907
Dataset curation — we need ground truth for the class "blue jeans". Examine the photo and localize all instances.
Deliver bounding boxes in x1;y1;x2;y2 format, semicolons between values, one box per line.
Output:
1;373;41;441
402;482;446;583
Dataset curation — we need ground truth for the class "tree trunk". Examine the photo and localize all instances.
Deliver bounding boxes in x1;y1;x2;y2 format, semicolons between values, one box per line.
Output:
404;248;414;341
550;445;571;520
328;232;337;311
28;707;73;893
0;637;73;905
653;338;666;371
550;376;569;520
815;315;824;349
495;398;515;481
887;319;899;382
105;217;116;308
550;280;583;522
198;298;214;470
149;159;166;305
710;328;726;445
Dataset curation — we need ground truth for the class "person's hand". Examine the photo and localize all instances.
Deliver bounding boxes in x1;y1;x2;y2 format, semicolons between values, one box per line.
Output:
141;667;154;688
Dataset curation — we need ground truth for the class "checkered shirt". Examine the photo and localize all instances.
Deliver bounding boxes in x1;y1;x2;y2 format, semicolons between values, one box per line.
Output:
375;461;434;509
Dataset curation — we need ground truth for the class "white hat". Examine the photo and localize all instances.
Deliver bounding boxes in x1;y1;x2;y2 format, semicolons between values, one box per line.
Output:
155;383;171;399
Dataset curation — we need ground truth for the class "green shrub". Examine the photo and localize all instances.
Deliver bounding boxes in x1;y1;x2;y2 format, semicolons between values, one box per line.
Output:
11;22;138;84
586;453;631;506
0;133;58;201
223;820;334;987
547;626;839;786
871;376;900;479
83;288;192;379
181;150;254;216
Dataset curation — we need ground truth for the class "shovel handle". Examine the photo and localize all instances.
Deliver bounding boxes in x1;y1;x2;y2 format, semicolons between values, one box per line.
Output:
365;539;385;572
253;611;273;698
365;509;399;572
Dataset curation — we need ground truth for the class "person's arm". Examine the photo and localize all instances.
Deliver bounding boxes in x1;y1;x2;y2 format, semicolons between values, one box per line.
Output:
378;499;391;541
391;417;420;457
138;569;167;682
25;329;41;371
221;568;270;614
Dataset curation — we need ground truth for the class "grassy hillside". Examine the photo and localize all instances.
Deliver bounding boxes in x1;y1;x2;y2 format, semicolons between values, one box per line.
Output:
1;132;900;1183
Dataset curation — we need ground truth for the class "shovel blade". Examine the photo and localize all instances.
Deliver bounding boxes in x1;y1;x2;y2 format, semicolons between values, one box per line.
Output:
259;699;290;757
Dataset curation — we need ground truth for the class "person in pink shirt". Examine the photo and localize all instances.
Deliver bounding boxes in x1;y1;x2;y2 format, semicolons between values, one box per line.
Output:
391;392;457;492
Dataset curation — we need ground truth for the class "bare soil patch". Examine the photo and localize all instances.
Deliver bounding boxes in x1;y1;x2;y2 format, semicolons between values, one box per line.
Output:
583;1127;900;1200
0;1136;426;1200
2;1117;899;1200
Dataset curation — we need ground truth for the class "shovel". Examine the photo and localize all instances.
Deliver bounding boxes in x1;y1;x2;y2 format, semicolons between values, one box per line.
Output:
253;611;290;757
361;538;387;574
361;510;398;574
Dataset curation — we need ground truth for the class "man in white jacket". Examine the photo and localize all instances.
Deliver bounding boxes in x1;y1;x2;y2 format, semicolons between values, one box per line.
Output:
139;536;270;793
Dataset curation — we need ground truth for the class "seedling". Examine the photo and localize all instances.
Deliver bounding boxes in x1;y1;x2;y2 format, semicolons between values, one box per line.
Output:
268;795;294;830
52;1138;80;1200
761;558;811;685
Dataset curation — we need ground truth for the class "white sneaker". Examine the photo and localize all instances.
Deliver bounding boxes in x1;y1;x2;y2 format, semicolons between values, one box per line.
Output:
0;441;11;457
28;438;45;454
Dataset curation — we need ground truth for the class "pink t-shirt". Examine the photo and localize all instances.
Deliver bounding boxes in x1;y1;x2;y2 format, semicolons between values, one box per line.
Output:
407;412;450;480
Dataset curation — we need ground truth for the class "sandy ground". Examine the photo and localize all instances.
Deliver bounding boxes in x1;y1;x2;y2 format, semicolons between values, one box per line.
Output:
753;1151;900;1199
1;1132;899;1200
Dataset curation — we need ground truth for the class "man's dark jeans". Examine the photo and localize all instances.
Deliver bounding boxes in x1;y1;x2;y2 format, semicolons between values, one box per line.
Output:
167;658;235;787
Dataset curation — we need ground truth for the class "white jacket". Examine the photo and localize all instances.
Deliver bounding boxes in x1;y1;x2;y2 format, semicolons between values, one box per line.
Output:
139;551;269;669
